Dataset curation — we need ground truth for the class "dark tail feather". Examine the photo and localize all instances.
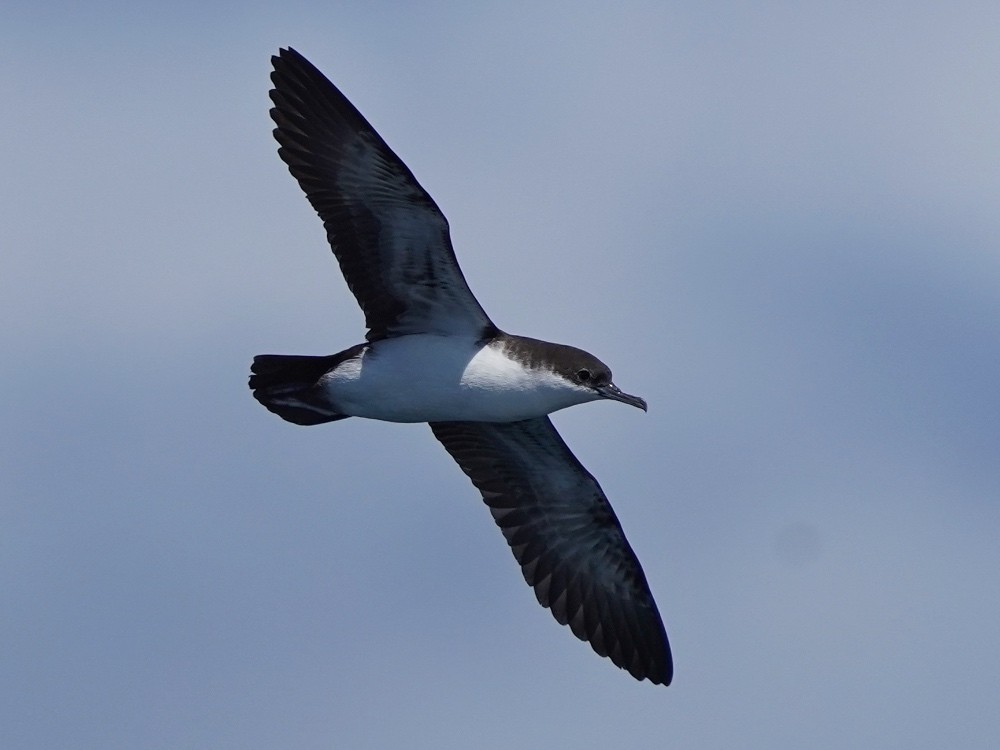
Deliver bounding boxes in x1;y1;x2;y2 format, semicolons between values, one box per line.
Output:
249;354;350;426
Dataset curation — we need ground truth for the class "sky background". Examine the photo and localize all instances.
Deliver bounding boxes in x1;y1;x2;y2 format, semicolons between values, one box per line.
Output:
3;2;999;748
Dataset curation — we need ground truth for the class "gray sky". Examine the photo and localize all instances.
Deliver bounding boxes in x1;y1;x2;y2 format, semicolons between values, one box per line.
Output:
3;2;999;748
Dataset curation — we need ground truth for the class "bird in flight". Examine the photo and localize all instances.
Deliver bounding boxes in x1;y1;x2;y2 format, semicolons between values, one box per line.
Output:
250;47;672;685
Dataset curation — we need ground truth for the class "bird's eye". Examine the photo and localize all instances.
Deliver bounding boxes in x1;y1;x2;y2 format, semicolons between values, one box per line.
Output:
577;368;592;382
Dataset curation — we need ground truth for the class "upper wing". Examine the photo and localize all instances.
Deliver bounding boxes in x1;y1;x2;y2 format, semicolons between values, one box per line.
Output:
269;48;496;341
430;417;672;685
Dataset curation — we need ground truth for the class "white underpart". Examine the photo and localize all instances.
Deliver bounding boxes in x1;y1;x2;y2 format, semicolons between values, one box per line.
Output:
318;334;598;423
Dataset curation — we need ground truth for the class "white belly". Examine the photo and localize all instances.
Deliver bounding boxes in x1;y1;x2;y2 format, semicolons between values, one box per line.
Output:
318;335;591;423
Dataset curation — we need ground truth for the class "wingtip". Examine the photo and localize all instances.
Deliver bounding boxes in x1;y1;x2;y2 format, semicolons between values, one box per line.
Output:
631;650;672;686
270;47;301;82
271;47;291;68
653;658;674;686
624;643;673;686
272;46;310;71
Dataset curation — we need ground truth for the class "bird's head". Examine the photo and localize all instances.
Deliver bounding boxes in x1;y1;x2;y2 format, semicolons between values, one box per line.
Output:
513;339;646;412
556;351;648;412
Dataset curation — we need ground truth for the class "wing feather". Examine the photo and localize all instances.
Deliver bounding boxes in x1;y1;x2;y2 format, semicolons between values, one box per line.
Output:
269;48;495;340
430;417;672;685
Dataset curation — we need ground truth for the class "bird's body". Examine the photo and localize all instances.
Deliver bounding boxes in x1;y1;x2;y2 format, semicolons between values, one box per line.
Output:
262;333;625;424
250;47;672;685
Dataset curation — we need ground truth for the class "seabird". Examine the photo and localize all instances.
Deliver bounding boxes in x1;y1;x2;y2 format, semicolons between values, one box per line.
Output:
249;47;672;685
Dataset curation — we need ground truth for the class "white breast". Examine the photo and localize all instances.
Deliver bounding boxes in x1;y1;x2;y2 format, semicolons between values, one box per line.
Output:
319;335;595;423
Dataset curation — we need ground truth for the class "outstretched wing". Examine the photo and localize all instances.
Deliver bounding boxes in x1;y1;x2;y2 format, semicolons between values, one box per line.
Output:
270;48;495;341
430;417;672;685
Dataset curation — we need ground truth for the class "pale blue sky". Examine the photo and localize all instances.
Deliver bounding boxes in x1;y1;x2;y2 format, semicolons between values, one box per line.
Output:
3;2;999;748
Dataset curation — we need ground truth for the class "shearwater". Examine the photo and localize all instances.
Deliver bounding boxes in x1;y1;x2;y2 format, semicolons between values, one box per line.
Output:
250;48;672;685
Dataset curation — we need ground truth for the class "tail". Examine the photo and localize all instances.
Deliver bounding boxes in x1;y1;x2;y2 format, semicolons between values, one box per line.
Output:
249;354;351;426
